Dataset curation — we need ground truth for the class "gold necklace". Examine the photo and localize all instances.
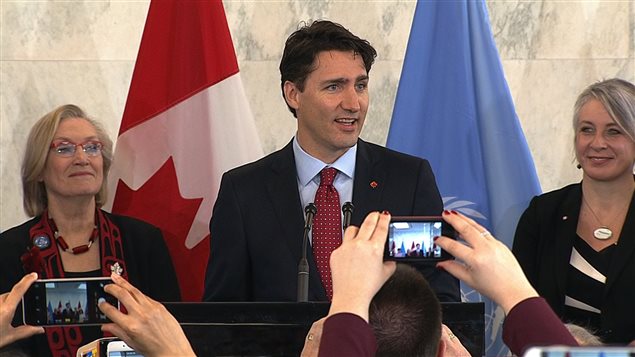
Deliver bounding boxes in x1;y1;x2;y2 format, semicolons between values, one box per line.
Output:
582;195;613;240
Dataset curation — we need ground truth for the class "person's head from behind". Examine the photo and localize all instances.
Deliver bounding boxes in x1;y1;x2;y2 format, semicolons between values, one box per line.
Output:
22;104;113;216
370;264;442;357
565;323;603;346
280;20;377;163
572;78;635;182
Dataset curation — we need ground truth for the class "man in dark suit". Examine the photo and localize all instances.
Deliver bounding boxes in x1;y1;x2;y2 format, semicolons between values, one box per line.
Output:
203;20;459;302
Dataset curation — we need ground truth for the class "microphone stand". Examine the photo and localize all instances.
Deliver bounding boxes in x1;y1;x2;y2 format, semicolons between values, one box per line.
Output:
297;203;316;302
342;201;354;230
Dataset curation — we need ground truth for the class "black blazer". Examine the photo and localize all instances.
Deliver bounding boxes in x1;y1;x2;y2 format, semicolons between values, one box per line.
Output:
204;139;459;302
513;183;635;343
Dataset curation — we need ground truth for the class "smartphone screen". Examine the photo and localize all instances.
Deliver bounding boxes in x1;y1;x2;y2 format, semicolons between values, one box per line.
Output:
22;277;118;326
523;346;635;357
385;216;455;261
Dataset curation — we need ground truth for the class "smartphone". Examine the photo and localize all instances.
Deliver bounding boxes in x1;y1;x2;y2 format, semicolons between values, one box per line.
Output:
384;216;456;261
22;277;118;326
106;340;143;357
523;346;635;357
77;337;118;357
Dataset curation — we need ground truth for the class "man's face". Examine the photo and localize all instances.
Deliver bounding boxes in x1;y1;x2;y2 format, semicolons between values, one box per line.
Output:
284;50;369;163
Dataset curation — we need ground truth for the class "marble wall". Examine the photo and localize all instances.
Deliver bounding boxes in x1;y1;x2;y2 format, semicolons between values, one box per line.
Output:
1;0;634;231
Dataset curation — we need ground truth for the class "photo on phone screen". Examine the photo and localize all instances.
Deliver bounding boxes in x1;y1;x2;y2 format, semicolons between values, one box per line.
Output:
385;216;455;261
22;277;118;326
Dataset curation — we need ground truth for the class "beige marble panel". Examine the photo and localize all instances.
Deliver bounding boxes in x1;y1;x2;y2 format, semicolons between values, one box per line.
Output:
223;1;294;61
531;1;629;59
488;1;630;59
1;1;149;60
361;59;404;146
238;60;296;153
325;1;415;61
224;0;415;63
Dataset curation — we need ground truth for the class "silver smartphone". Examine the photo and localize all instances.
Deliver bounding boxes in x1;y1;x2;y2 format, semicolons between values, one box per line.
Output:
22;277;118;326
106;340;143;357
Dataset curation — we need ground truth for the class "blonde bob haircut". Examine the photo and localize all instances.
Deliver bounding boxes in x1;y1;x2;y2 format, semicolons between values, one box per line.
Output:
573;78;635;142
22;104;113;217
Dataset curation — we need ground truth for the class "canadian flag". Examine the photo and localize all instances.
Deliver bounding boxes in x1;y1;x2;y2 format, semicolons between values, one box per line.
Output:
105;0;263;301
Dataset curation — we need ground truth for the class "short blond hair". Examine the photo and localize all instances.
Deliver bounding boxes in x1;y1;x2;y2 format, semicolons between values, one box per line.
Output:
565;323;602;346
573;78;635;142
22;104;113;216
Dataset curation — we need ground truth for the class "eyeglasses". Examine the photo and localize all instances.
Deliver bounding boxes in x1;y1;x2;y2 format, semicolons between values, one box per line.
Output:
50;140;103;157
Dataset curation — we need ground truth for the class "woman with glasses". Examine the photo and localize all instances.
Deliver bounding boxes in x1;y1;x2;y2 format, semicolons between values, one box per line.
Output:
0;104;180;356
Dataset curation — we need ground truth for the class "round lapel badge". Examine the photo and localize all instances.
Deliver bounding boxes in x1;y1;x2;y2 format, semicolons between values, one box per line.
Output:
33;234;51;249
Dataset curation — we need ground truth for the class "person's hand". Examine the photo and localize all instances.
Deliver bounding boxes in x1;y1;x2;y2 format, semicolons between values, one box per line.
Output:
0;272;45;348
99;273;195;357
300;317;325;357
440;324;470;356
436;211;538;314
328;211;397;321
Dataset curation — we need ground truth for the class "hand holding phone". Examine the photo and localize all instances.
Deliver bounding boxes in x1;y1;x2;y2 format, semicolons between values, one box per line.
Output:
384;216;456;262
22;277;119;326
99;273;195;357
0;273;44;349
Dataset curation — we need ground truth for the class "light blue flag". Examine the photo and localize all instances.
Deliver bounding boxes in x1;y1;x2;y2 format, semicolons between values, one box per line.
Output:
387;0;542;355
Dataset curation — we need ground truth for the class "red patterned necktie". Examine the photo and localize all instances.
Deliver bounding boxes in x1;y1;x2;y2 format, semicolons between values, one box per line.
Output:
312;167;342;300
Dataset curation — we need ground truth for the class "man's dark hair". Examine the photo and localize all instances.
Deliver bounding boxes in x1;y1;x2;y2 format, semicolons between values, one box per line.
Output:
279;20;377;117
370;264;442;357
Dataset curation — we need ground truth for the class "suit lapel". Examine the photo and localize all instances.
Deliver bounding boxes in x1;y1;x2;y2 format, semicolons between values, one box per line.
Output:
267;141;326;300
553;185;582;303
351;140;386;225
267;142;305;260
604;191;635;296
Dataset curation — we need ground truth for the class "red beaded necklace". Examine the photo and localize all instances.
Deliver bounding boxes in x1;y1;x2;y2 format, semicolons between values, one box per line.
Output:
48;216;99;255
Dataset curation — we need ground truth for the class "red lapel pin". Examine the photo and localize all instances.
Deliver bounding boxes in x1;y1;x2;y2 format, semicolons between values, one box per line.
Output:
370;181;378;189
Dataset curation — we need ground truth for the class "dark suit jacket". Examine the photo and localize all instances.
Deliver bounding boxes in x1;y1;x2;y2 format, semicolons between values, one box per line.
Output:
513;183;635;343
204;139;459;302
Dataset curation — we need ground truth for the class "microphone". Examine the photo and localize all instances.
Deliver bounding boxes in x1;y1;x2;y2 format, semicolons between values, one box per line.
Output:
342;201;354;230
298;203;317;302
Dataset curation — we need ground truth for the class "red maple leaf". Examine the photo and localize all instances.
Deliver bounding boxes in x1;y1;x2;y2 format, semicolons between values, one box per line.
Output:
112;157;209;301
